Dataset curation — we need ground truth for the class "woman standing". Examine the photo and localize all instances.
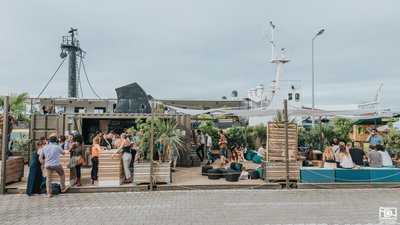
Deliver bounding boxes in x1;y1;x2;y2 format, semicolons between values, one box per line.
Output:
26;138;46;196
69;134;84;186
90;137;102;184
118;134;132;183
218;130;228;166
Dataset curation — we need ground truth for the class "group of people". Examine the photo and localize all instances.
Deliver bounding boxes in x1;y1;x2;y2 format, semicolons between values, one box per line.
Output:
26;129;146;197
194;129;248;166
322;128;396;169
27;133;75;197
94;130;143;183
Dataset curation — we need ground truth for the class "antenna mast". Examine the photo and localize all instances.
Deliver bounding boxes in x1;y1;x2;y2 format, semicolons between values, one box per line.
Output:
60;28;84;98
269;21;289;97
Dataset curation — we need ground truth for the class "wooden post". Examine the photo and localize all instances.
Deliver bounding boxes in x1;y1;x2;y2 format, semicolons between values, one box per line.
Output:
283;100;289;189
149;101;155;191
1;96;10;194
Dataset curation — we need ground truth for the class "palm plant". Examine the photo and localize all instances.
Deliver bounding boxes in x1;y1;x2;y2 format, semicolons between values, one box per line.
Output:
157;120;184;161
136;118;184;161
0;93;29;123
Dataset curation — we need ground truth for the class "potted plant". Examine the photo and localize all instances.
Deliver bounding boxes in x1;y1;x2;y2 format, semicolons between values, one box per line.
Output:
133;118;184;184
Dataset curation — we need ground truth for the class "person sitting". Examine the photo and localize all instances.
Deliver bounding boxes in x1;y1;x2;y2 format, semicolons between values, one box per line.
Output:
394;152;400;167
337;145;354;168
335;142;346;165
257;144;267;159
322;147;337;168
367;145;383;168
376;145;393;167
349;142;367;166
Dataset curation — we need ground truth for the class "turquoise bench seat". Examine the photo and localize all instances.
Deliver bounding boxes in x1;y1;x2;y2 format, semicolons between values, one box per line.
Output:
300;167;400;183
300;167;335;183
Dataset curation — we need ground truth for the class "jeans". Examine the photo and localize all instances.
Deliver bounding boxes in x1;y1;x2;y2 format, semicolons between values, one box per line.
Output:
196;144;205;161
122;152;132;180
74;165;81;179
45;165;65;195
206;147;214;163
91;156;99;180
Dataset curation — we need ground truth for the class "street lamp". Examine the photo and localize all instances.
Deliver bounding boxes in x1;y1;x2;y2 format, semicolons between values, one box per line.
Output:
311;28;325;125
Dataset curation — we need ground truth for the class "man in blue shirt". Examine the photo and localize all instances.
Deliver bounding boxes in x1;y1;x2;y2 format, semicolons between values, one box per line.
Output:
39;134;67;197
367;128;383;146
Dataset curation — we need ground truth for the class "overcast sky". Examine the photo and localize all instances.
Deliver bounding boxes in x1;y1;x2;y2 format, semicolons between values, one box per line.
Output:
1;0;399;108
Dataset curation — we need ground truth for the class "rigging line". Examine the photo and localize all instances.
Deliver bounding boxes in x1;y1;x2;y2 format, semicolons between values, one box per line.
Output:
37;57;67;98
77;56;84;98
80;57;101;99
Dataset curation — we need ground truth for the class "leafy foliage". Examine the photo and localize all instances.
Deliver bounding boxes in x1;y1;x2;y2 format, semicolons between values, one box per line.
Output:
0;93;29;122
226;126;246;149
198;120;219;149
384;127;400;153
299;124;336;150
332;117;353;143
133;118;184;161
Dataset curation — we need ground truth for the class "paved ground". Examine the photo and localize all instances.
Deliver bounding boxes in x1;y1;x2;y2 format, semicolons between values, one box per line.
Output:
0;189;399;225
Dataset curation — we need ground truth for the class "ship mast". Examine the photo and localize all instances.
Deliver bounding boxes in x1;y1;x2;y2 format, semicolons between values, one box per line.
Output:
60;28;84;98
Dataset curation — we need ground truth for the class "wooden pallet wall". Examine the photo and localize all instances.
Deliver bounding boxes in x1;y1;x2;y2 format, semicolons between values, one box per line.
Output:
266;122;299;182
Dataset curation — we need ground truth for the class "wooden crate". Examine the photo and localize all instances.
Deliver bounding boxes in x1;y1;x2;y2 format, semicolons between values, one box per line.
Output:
0;156;24;184
267;122;298;162
98;150;123;186
134;162;171;185
265;161;300;182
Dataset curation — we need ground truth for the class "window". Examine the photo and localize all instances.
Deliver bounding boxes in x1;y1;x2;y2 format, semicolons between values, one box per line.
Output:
94;107;106;113
288;93;293;100
55;106;65;114
295;93;300;102
74;107;85;113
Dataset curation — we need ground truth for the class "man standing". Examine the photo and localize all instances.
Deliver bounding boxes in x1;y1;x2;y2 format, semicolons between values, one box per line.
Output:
196;130;205;162
205;133;213;164
367;128;383;147
39;134;67;197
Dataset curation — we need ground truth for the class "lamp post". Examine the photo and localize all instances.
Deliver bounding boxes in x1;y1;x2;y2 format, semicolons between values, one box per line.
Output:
311;28;325;125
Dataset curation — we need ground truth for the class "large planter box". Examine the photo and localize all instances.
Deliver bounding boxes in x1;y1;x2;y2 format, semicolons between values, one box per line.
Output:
370;168;400;182
134;162;171;185
300;168;335;183
335;168;370;182
0;156;24;184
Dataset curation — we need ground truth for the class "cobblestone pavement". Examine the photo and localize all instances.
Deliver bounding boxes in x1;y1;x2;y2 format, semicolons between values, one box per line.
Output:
0;189;399;225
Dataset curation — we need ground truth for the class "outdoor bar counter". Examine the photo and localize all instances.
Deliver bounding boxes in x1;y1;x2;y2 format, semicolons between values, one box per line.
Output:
98;149;123;186
300;167;400;183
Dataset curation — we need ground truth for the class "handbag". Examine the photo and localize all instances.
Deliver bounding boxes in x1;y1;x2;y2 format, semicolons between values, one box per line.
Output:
78;156;86;166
